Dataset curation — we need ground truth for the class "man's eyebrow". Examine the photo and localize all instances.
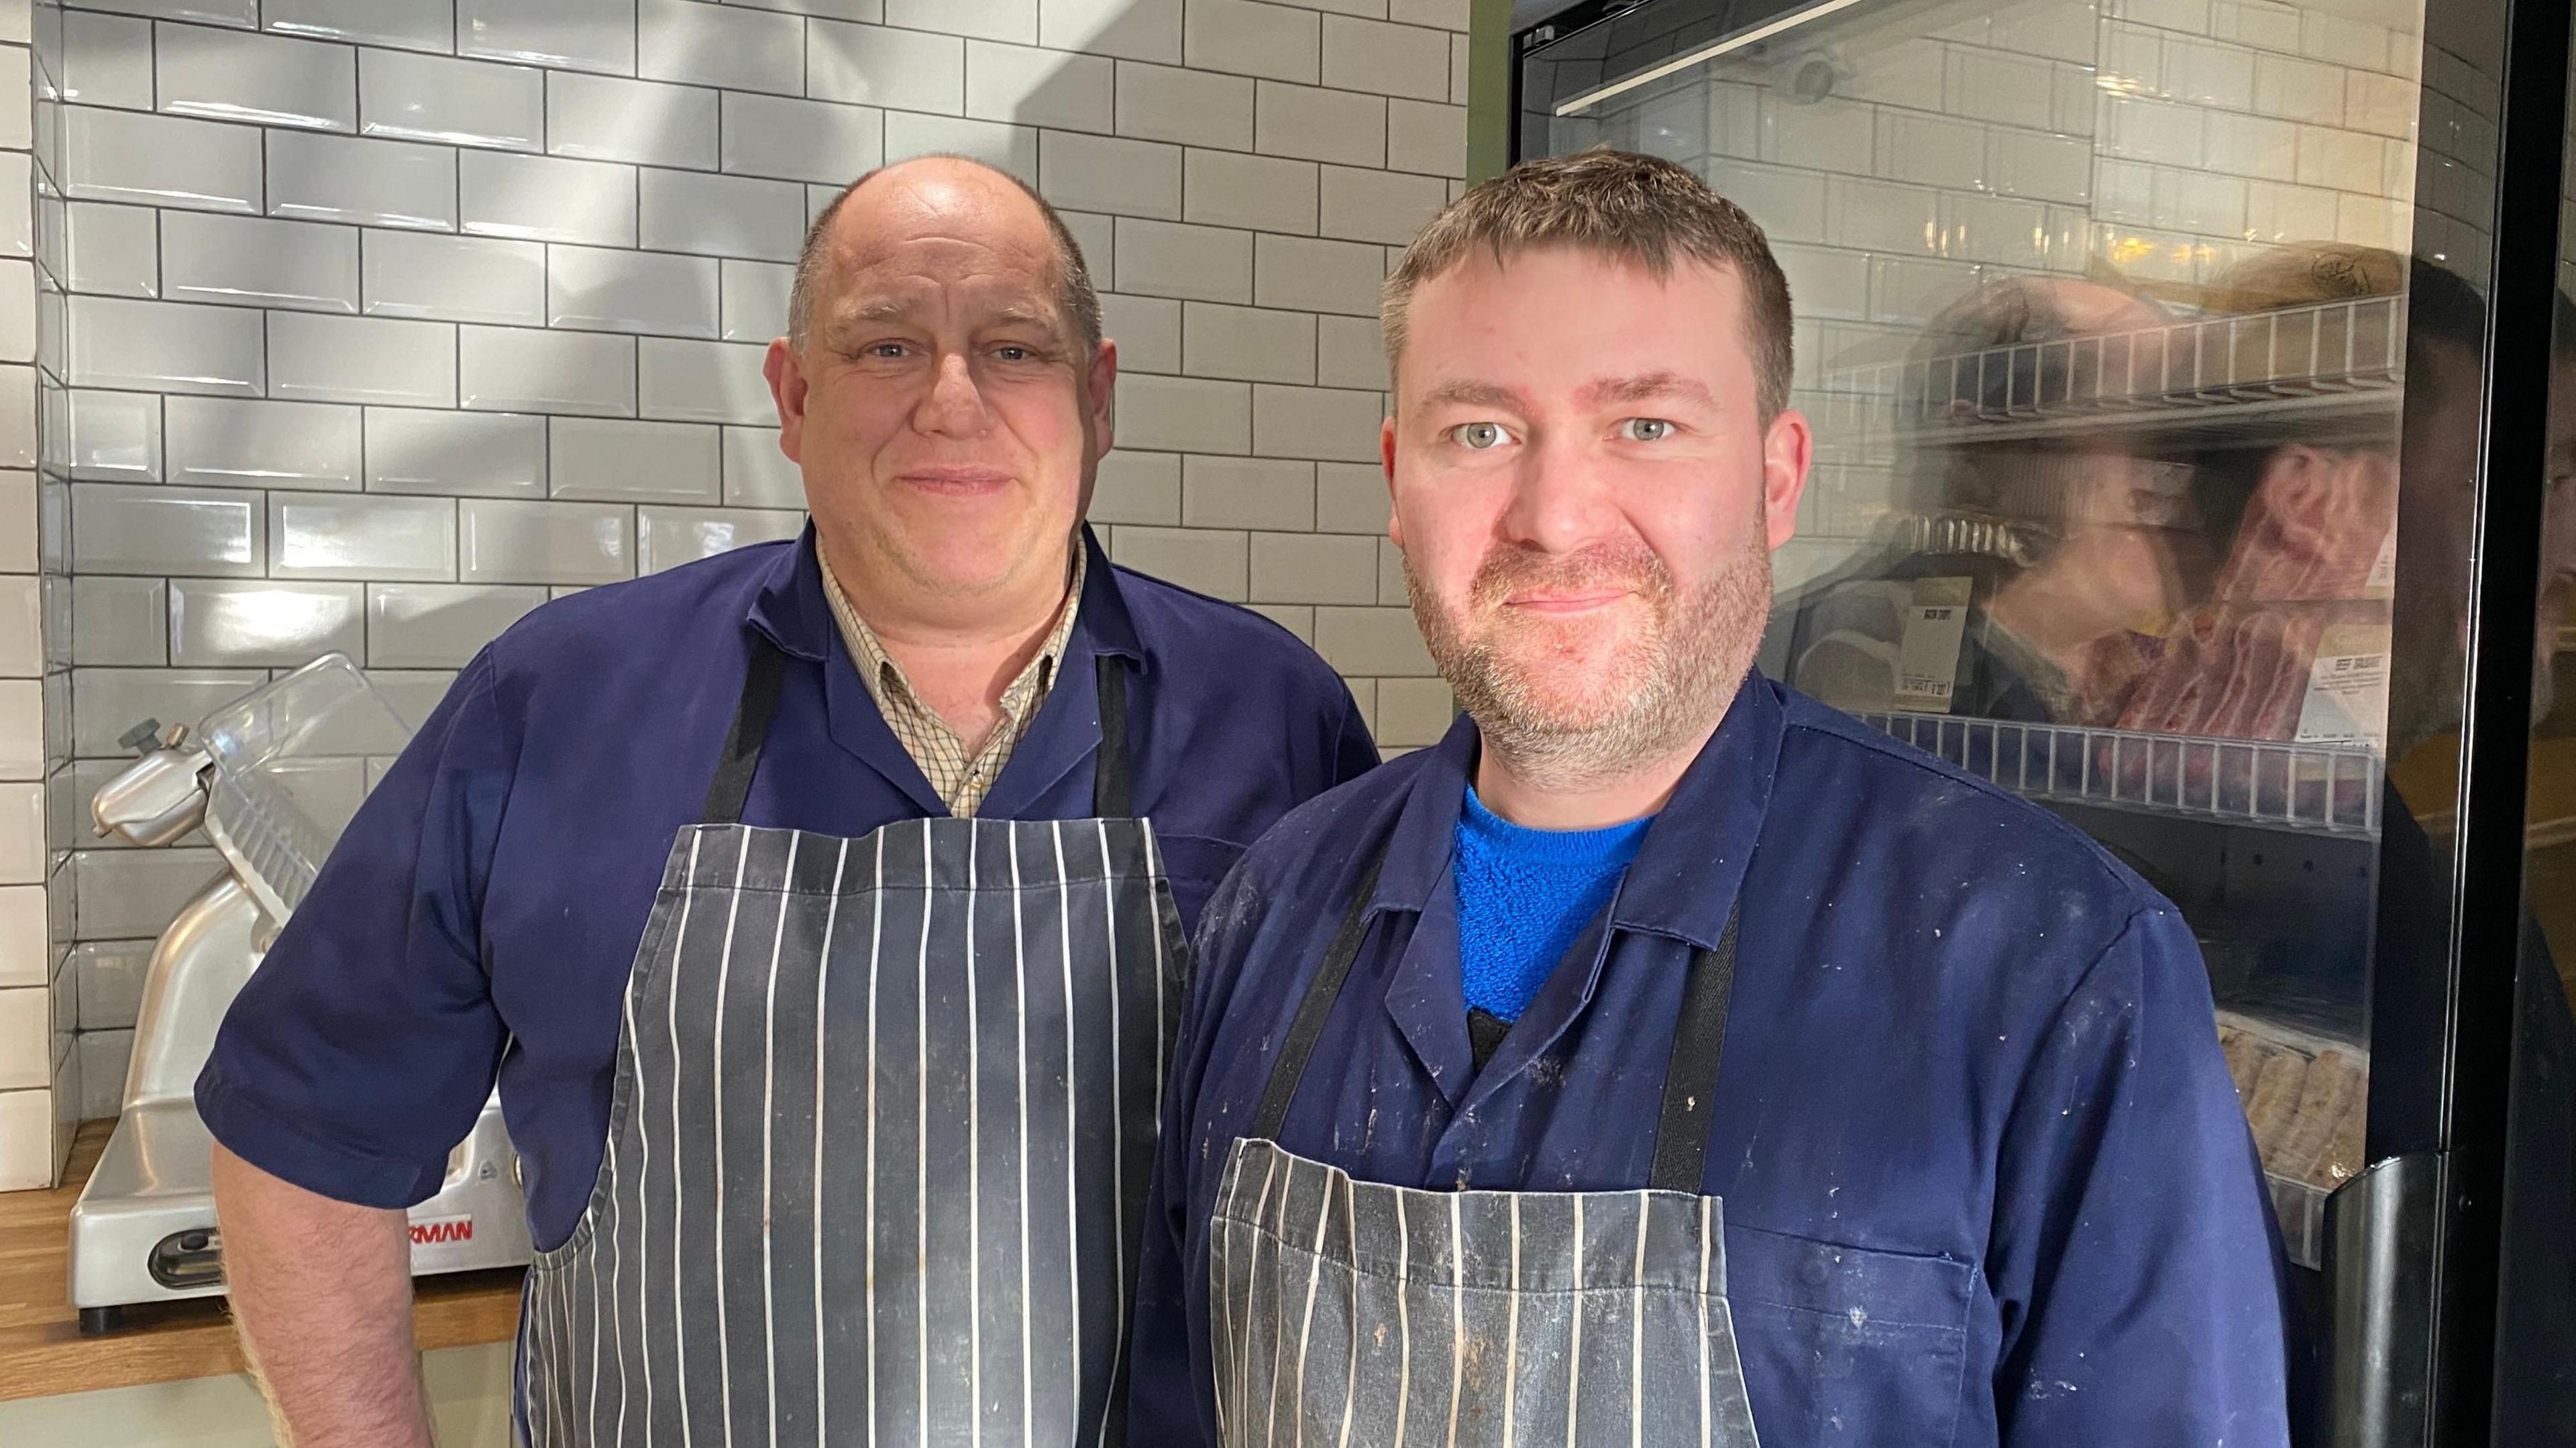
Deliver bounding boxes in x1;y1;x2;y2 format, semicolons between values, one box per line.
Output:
989;304;1068;339
1419;379;1527;410
827;298;1069;344
1580;372;1715;408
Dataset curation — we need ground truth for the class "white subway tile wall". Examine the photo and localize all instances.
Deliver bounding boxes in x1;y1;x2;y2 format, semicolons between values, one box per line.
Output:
13;0;1467;1166
3;0;52;1184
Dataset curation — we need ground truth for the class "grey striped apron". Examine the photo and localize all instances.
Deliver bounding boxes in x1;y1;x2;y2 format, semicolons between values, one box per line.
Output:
1209;853;1764;1447
517;637;1185;1446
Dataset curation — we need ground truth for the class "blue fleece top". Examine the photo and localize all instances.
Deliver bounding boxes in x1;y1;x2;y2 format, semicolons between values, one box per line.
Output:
1451;785;1653;1023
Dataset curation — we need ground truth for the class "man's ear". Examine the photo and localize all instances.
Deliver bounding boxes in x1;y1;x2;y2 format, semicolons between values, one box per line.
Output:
765;339;807;464
1382;414;1404;549
1762;406;1813;551
1086;337;1119;463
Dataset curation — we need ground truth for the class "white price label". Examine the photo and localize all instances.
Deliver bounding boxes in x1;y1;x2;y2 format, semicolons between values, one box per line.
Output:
2294;650;2390;748
2365;528;2397;596
1894;579;1972;714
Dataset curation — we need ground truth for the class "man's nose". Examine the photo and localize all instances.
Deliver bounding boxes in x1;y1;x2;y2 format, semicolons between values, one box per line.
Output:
913;351;991;437
1499;429;1614;553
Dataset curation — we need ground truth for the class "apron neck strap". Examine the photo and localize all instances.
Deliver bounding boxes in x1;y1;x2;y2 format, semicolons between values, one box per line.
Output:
700;635;1142;826
700;634;792;826
1648;905;1740;1194
1093;652;1134;820
1244;837;1744;1194
1248;850;1389;1143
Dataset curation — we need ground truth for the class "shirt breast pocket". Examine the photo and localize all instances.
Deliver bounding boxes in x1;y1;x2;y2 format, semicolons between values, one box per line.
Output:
1724;1223;1975;1448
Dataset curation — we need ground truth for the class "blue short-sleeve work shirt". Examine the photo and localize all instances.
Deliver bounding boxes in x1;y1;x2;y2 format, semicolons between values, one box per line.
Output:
1129;671;2294;1448
197;525;1379;1249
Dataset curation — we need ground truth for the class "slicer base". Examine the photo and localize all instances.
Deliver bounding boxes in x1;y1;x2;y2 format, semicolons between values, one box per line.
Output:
70;1101;531;1317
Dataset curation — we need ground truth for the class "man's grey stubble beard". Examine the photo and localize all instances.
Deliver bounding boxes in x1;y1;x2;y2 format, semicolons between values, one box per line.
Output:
1405;526;1774;792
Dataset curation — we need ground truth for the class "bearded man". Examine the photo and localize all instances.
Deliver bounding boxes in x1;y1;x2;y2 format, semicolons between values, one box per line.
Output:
1121;150;2292;1448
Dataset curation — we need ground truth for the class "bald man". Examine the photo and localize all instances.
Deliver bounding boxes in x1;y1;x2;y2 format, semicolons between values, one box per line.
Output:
201;157;1379;1447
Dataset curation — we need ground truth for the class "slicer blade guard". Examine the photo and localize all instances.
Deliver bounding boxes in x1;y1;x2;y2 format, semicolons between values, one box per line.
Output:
193;653;411;927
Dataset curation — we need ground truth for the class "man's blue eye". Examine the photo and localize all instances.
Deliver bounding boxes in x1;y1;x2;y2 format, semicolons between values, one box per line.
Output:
1456;423;1507;449
1620;418;1674;442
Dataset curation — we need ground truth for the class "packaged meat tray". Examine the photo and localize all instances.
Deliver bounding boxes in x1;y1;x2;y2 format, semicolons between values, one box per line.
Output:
2216;1009;2369;1269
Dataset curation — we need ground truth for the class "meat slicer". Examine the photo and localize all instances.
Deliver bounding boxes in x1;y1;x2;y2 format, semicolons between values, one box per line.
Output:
68;653;531;1333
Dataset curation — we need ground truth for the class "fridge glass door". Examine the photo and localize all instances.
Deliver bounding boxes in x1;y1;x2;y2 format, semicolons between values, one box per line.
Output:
1523;0;2437;1278
2493;28;2576;1441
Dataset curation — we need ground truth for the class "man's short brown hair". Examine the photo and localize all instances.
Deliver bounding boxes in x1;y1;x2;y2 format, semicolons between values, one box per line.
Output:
1381;148;1796;421
788;156;1104;357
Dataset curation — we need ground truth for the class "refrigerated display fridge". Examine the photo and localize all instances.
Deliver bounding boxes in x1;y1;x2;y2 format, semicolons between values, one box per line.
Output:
1513;0;2572;1443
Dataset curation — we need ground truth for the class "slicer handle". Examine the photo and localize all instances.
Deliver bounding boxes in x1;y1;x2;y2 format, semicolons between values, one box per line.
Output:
92;746;212;847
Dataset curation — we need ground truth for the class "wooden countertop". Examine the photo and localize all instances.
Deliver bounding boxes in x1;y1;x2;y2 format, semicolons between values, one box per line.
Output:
0;1121;525;1403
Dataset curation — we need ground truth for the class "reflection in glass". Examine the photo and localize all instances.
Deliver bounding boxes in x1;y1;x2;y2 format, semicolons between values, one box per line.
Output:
1525;0;2576;1433
1538;0;2429;1278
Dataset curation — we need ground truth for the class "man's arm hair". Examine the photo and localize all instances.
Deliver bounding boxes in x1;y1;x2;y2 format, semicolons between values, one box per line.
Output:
212;1143;435;1448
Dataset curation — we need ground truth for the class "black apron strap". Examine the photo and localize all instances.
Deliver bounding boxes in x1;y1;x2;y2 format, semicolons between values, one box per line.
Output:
1648;905;1741;1194
1093;653;1134;820
1248;847;1388;1143
699;634;791;826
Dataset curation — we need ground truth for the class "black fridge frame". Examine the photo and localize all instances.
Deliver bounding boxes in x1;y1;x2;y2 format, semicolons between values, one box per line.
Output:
1509;0;2573;1441
2416;0;2570;1442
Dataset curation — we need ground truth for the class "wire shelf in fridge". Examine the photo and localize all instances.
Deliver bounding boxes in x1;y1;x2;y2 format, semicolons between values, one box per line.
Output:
1814;294;2406;447
1856;711;2383;837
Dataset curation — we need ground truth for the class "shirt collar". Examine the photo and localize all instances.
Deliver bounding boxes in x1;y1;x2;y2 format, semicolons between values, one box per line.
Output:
749;521;1143;667
817;538;1088;720
1371;668;1786;952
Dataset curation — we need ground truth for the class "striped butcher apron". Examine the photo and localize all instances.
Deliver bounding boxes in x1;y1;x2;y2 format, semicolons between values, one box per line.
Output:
1208;852;1764;1447
516;636;1185;1446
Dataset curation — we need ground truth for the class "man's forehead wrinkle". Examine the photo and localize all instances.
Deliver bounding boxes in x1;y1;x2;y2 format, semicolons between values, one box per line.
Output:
825;231;1047;296
824;231;1059;318
837;230;1019;276
837;268;1058;311
816;278;1065;341
808;162;1075;347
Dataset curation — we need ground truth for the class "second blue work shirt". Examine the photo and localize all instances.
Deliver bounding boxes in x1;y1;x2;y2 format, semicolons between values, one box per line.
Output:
1130;670;2294;1447
197;524;1380;1251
